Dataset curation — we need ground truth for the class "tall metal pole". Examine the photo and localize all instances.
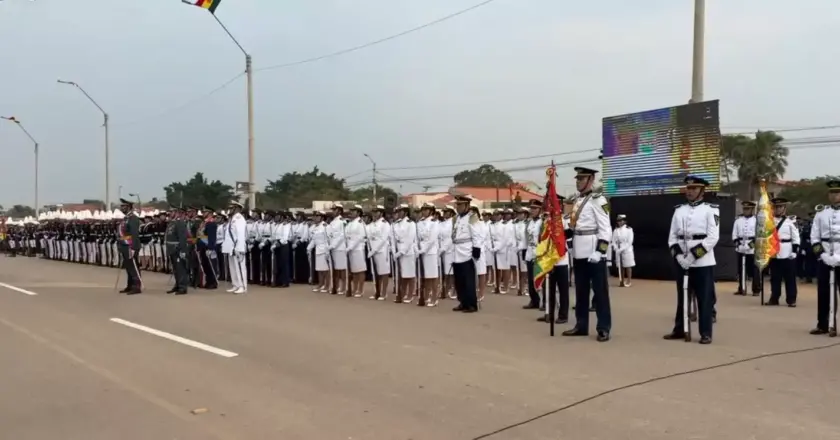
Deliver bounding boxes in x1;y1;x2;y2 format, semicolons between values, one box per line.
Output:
104;113;111;210
364;153;377;204
2;116;39;217
690;0;705;103
246;54;256;210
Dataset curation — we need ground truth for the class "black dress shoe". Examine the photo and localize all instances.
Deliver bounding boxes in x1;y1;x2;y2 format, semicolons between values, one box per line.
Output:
556;317;568;324
126;289;142;295
522;304;539;310
809;328;828;335
537;315;548;322
596;331;610;342
166;288;178;294
562;328;588;337
699;335;712;344
663;332;686;340
588;306;596;312
462;307;478;313
787;303;797;308
733;291;746;296
453;305;466;312
765;301;780;306
751;292;760;297
175;290;188;295
119;288;131;294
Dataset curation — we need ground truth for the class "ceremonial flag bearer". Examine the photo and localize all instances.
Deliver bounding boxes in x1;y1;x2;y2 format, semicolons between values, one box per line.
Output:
665;176;720;344
563;167;612;342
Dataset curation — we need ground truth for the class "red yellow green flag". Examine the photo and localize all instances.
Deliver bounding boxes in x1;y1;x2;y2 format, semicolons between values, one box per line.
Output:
182;0;222;14
754;180;780;270
533;164;567;290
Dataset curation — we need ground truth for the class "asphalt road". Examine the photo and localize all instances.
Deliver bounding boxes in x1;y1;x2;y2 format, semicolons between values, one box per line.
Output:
1;255;839;440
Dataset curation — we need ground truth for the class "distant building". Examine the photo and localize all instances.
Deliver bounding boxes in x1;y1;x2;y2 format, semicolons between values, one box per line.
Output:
401;184;543;209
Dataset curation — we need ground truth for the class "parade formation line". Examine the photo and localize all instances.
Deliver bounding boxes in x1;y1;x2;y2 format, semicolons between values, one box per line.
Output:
109;317;239;358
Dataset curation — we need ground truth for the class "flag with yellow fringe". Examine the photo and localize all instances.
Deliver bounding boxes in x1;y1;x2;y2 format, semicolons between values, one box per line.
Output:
533;163;566;290
754;179;780;270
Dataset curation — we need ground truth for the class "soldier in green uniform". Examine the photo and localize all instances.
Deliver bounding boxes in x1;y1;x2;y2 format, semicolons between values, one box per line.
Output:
166;206;190;295
118;198;143;294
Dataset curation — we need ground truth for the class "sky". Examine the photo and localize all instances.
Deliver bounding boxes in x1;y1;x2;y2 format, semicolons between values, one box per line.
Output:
1;0;839;208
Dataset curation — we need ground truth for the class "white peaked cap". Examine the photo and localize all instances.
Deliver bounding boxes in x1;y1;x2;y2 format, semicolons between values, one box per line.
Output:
197;210;203;216
38;212;47;221
114;211;125;219
153;209;160;216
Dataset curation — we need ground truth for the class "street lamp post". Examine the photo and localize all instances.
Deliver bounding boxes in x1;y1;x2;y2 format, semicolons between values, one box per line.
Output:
1;116;39;217
128;193;141;210
690;0;705;103
57;79;110;212
363;153;377;204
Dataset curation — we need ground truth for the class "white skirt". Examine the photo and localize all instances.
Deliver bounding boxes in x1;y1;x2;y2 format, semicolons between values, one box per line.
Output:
615;248;636;268
348;249;367;273
398;255;416;278
485;246;495;267
494;250;509;268
331;250;347;270
507;248;518;268
372;252;391;276
315;253;329;271
476;253;487;275
420;254;439;279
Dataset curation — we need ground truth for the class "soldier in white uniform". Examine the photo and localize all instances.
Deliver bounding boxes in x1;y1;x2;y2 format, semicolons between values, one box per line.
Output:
664;176;720;344
367;206;392;300
417;203;440;306
563;167;612;342
612;214;635;287
514;208;528;296
438;205;456;300
392;204;417;303
344;205;368;297
524;200;543;309
732;201;759;295
768;198;800;307
307;211;331;293
451;196;484;313
225;201;248;294
808;180;840;336
327;204;348;295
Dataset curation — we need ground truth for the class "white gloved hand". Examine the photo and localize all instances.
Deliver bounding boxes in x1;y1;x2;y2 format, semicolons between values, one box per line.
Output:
588;252;602;263
394;252;403;259
788;253;796;260
820;253;836;266
676;254;692;270
258;243;265;249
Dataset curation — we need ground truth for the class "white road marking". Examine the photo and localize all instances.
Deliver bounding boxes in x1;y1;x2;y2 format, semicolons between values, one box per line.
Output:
109;318;238;358
0;282;38;296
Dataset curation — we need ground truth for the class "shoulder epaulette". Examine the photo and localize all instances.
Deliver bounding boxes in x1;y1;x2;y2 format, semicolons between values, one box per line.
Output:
674;203;685;209
468;214;479;225
708;203;719;209
592;192;603;198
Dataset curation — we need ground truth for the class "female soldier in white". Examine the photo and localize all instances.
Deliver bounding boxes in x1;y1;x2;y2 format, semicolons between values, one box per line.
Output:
306;211;331;293
327;203;348;295
345;205;368;297
392;204;417;303
438;205;456;299
366;205;392;300
612;214;635;287
417;203;440;306
514;208;528;295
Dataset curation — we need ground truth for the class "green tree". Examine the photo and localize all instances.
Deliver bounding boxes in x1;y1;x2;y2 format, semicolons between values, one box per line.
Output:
6;205;35;218
453;164;514;187
144;197;170;210
349;185;399;206
164;172;234;210
778;176;839;218
720;131;788;200
262;167;350;209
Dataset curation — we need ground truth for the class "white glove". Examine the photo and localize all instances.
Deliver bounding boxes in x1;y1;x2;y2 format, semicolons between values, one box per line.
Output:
821;253;837;267
235;250;246;257
394;252;403;259
607;259;612;267
258;242;265;249
676;254;692;270
788;253;796;260
270;244;276;251
588;252;602;263
292;243;298;249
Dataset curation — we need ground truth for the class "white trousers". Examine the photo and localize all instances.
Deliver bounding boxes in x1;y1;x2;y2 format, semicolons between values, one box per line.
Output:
229;253;248;290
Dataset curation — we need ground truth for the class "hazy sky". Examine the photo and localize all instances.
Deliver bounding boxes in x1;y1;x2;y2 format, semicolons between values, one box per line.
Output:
1;0;838;207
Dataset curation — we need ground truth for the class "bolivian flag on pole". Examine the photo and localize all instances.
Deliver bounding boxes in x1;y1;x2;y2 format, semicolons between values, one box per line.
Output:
182;0;222;14
533;163;567;290
754;179;780;270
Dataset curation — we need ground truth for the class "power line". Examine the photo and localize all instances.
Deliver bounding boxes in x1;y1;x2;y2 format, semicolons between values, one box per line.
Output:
110;71;245;128
377;149;599;172
256;0;500;73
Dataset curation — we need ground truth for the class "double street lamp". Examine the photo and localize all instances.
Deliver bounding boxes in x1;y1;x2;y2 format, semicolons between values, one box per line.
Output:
57;79;111;212
1;116;39;217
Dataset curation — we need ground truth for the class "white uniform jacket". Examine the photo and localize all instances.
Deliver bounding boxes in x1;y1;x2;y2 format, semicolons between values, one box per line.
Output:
392;218;417;258
344;218;366;253
773;216;800;259
668;201;720;267
570;192;612;259
525;218;542;262
224;213;247;254
732;215;757;255
416;216;439;256
452;212;484;264
367;219;391;255
327;216;347;251
810;206;840;259
306;222;329;256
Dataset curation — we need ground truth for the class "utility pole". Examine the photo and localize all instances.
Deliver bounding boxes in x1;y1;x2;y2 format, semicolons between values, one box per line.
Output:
363;153;377;204
690;0;705;103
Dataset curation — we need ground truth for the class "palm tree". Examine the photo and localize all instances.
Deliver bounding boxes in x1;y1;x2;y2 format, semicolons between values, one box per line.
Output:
720;131;788;200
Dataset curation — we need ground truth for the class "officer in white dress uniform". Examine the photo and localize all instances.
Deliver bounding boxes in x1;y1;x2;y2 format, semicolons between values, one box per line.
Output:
451;196;484;313
392;204;417;303
366;205;392;300
732;201;759;295
808;180;840;336
438;205;456;299
491;210;513;294
611;214;635;287
306;211;331;292
664;176;720;344
327;204;348;295
345;205;368;298
225;201;248;294
514;208;528;295
768;198;800;307
524;200;543;309
563;167;612;342
416;203;440;306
